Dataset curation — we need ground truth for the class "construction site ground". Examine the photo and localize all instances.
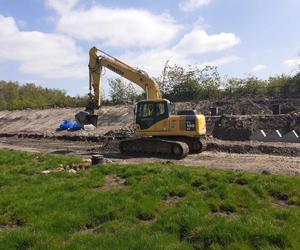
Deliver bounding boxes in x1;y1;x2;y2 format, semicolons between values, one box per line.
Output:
1;136;300;176
1;100;300;176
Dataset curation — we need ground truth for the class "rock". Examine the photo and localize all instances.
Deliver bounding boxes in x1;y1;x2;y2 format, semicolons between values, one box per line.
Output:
68;169;77;174
104;159;113;163
262;170;271;175
41;170;51;174
84;124;96;131
82;158;92;163
80;163;91;169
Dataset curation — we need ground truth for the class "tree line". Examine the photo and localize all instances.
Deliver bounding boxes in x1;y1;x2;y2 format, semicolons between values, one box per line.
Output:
0;81;87;111
158;64;300;101
0;65;299;110
109;64;300;103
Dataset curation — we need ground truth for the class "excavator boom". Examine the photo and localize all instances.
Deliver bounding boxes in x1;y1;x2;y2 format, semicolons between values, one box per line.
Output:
89;47;161;108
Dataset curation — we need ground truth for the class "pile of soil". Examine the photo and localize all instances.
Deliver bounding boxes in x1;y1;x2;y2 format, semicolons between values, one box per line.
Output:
104;128;134;138
211;113;300;141
0;105;134;135
212;116;254;141
207;138;300;157
177;97;300;116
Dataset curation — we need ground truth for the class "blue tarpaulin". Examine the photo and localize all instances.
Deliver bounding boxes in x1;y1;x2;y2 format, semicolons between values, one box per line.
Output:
59;120;82;130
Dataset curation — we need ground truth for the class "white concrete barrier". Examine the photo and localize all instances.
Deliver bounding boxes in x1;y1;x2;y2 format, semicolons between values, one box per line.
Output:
251;129;299;143
264;130;282;142
282;130;299;143
250;130;267;141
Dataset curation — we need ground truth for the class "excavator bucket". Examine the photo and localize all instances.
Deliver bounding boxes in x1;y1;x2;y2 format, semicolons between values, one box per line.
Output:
75;111;98;128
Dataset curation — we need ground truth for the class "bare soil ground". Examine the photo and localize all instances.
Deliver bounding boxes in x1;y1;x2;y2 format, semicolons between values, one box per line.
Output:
0;105;133;134
1;100;300;176
1;136;300;176
186;97;300;116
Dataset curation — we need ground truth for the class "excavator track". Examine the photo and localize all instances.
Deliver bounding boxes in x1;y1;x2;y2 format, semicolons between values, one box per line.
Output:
184;137;207;154
119;138;189;159
153;136;207;154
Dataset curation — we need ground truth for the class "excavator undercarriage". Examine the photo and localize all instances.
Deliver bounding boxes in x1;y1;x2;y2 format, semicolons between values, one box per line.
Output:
119;138;189;159
119;136;206;159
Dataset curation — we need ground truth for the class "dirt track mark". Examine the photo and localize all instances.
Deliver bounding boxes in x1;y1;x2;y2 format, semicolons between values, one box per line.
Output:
96;175;128;191
0;224;20;232
163;196;184;207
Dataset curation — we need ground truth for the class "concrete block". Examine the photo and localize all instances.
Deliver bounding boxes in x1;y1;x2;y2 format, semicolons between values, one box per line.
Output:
282;130;299;143
264;130;282;142
250;130;267;141
83;124;96;131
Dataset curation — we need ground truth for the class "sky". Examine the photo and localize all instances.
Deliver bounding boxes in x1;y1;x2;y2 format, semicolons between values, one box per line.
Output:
0;0;299;97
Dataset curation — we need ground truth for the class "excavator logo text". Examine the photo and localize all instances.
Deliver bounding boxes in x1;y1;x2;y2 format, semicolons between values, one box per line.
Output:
107;64;124;76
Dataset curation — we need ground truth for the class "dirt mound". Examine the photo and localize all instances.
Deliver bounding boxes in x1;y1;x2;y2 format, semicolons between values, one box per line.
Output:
0;104;134;135
207;138;300;157
104;128;134;138
177;97;300;116
211;113;300;140
212;116;253;141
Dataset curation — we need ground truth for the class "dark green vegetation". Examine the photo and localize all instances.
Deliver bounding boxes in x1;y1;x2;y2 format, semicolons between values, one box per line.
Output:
106;66;300;104
0;81;88;110
157;65;300;101
108;78;145;104
2;66;299;109
1;150;300;249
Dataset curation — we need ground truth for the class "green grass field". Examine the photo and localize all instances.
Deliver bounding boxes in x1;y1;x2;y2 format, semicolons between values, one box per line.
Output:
0;149;300;249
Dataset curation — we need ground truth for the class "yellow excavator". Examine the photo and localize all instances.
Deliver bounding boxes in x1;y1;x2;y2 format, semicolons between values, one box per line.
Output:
76;47;206;159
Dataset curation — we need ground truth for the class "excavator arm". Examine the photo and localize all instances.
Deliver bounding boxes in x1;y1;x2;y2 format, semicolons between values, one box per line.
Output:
88;47;162;108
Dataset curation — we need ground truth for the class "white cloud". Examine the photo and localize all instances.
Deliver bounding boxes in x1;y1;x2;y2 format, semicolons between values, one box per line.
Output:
123;49;189;76
0;1;241;88
284;58;300;68
0;15;85;79
252;64;267;72
174;29;240;54
198;55;240;69
43;1;239;78
45;0;79;14
179;0;211;11
122;49;239;77
52;4;182;48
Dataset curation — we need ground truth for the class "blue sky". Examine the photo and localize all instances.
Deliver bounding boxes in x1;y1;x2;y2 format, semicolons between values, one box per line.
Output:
0;0;299;97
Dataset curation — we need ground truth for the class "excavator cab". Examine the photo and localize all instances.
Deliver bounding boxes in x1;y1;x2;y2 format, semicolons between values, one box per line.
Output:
135;100;170;130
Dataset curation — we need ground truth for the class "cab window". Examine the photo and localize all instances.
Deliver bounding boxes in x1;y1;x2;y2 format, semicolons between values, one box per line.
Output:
136;101;169;130
138;103;155;118
156;102;165;116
